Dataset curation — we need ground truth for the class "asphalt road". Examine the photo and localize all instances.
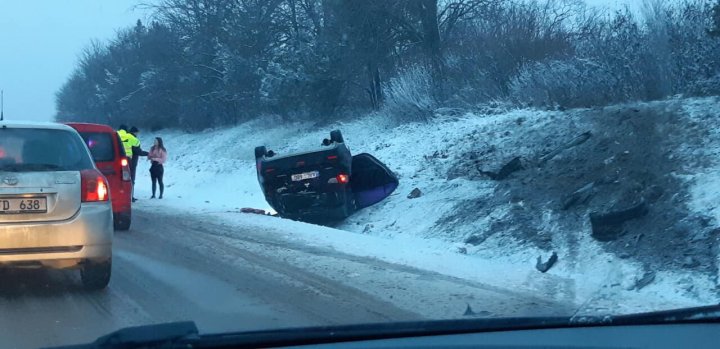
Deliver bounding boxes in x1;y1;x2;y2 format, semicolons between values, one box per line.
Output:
0;209;572;349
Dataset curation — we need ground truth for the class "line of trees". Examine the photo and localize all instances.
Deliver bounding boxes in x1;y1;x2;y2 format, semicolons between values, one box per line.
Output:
55;0;720;130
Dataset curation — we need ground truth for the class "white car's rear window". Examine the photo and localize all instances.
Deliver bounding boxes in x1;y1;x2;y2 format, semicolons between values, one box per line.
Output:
0;128;94;172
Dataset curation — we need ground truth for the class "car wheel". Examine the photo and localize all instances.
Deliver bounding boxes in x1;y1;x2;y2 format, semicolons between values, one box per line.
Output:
81;259;112;291
114;214;131;231
330;130;344;144
255;146;267;159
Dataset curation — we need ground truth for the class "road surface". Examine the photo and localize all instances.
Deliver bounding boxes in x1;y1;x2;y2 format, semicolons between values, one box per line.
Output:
0;208;572;348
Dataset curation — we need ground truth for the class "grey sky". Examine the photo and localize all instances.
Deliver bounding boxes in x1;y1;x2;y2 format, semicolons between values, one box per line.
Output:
585;0;643;12
0;0;150;121
0;1;641;123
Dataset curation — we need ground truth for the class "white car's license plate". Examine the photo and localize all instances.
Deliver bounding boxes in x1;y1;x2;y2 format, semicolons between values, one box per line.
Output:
0;197;48;214
291;171;319;182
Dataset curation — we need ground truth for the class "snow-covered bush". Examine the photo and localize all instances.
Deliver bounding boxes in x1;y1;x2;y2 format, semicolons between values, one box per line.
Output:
689;73;720;96
442;53;505;107
382;65;437;123
509;58;618;108
665;1;720;95
510;2;720;109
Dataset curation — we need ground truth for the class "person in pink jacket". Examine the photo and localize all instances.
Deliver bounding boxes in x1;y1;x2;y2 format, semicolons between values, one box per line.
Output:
148;137;168;199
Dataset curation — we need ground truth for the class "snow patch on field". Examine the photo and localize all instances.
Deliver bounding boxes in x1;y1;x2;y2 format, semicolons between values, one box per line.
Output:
134;98;720;316
684;98;720;222
681;97;720;290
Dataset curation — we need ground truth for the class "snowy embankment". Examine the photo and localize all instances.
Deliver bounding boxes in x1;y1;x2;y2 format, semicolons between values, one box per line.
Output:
135;97;720;315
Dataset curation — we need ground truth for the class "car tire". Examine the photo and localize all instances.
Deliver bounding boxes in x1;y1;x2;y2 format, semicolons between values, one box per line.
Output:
114;214;131;231
81;259;112;291
255;146;267;159
330;130;344;144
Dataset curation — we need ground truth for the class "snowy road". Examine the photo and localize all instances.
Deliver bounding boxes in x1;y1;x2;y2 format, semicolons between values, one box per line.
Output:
0;208;572;349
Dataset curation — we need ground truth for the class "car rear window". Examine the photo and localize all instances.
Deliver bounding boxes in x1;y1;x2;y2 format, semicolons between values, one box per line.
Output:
0;128;94;172
78;132;115;162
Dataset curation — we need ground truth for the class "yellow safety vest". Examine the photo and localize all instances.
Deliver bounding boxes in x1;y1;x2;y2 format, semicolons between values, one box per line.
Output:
118;130;139;157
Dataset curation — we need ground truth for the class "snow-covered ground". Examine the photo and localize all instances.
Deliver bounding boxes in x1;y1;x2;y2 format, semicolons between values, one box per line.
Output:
133;97;720;316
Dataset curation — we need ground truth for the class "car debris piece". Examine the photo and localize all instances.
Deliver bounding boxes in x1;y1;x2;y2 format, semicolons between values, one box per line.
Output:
590;200;648;241
634;271;656;290
240;208;266;215
407;188;422;199
562;182;595;210
464;234;486;246
535;252;558;273
478;156;523;180
463;304;479;316
463;304;491;317
538;131;592;166
633;233;643;247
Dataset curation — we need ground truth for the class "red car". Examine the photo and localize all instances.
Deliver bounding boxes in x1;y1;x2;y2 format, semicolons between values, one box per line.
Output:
66;123;133;230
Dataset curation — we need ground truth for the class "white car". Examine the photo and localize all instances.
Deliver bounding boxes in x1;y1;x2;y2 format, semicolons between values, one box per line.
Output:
0;121;113;290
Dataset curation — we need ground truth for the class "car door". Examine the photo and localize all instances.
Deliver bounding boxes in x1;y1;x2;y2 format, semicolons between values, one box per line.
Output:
350;153;399;209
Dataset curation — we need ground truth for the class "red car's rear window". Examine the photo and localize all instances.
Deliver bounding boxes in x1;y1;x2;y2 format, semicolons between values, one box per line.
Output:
78;132;115;162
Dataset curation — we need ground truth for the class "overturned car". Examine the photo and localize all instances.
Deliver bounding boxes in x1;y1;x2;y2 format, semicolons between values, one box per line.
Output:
255;130;398;222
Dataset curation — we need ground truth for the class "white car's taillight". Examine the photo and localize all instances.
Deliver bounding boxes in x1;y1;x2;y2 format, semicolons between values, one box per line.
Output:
81;169;109;202
120;157;131;182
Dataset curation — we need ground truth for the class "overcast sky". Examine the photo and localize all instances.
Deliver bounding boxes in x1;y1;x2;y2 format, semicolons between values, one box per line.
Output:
587;0;643;12
0;1;635;122
0;1;150;121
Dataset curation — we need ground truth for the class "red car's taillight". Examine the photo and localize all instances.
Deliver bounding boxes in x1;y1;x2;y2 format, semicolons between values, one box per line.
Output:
81;169;109;202
120;157;131;182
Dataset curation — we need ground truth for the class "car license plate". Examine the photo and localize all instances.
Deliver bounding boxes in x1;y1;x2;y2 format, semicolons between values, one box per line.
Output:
291;171;319;182
0;197;48;214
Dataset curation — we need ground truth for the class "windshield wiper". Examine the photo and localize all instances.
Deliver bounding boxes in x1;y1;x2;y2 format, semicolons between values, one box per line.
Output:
46;321;199;349
49;304;720;349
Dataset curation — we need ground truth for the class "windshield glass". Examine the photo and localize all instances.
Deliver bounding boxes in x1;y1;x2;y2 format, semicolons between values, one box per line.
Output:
2;0;720;348
0;128;93;171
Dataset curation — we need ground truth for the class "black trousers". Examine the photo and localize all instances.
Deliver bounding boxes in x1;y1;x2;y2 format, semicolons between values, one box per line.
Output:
150;162;164;197
130;156;139;199
131;156;139;181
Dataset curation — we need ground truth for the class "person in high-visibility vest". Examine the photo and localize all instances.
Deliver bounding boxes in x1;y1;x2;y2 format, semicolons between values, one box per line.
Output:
117;125;146;202
117;125;135;157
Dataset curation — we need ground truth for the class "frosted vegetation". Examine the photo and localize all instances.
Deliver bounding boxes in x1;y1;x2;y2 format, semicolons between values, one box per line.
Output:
55;0;720;129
